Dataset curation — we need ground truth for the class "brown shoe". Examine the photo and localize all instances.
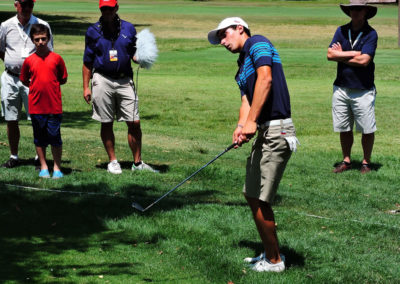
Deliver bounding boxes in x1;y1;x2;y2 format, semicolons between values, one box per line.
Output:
333;161;351;173
360;163;371;174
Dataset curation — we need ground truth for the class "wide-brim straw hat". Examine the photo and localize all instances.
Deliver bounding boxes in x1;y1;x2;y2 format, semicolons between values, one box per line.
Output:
340;0;377;19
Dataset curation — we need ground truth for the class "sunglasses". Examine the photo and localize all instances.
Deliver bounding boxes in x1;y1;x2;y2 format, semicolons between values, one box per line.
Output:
100;6;116;12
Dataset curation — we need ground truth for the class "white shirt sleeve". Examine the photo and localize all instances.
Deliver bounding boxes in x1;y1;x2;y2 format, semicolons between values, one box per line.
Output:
0;23;6;53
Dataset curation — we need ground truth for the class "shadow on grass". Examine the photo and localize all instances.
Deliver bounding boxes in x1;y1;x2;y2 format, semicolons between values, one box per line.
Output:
0;179;224;281
123;182;220;213
238;240;305;269
0;12;151;37
6;158;76;175
0;182;253;282
0;182;143;282
62;111;96;129
332;161;383;172
61;111;162;130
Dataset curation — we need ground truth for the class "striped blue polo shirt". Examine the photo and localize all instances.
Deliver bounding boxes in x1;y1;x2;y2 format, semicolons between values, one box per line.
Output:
235;35;291;123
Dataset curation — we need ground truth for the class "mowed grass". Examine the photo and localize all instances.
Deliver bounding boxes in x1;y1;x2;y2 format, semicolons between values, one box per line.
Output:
0;0;399;283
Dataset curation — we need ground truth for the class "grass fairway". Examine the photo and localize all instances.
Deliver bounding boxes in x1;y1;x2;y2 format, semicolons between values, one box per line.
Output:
0;0;399;283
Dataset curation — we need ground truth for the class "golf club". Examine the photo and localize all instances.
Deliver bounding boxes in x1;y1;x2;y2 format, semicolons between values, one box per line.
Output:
132;142;237;212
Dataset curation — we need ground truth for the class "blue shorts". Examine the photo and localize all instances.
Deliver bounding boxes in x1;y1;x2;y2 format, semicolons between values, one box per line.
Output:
31;114;63;147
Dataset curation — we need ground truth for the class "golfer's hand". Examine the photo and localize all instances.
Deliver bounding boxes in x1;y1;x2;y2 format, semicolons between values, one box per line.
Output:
83;89;91;104
238;121;257;145
232;126;243;148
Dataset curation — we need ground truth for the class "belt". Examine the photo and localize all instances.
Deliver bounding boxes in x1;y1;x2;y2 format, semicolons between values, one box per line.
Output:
5;69;20;77
95;70;129;80
258;118;292;129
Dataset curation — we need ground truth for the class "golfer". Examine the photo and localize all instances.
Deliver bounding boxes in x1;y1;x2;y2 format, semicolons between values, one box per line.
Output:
82;0;157;174
327;0;378;174
0;0;52;169
208;17;299;272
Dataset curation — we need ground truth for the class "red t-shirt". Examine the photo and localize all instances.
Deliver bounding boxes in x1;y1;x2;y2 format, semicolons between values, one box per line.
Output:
20;51;68;114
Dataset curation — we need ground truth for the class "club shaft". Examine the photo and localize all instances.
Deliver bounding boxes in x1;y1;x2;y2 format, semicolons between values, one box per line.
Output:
142;143;236;211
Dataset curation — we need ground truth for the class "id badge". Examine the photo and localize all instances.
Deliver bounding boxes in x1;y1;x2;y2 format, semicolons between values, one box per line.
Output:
109;49;118;62
21;48;30;59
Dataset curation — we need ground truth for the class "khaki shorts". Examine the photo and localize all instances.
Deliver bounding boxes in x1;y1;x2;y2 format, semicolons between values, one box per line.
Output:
91;72;139;123
1;71;30;121
332;85;377;134
243;122;294;203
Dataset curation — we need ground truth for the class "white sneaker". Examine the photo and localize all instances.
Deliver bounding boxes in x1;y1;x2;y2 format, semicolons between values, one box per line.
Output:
244;252;265;263
251;257;285;273
245;253;285;264
107;160;122;174
131;161;159;173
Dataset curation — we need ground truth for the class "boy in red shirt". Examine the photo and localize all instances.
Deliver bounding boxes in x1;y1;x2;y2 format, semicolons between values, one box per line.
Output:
20;24;68;178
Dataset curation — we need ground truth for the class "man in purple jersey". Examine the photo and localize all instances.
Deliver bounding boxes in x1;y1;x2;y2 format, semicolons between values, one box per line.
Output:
82;0;157;174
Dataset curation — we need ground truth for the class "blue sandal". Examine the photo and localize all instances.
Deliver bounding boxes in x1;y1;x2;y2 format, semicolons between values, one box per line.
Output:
52;171;64;179
39;169;50;178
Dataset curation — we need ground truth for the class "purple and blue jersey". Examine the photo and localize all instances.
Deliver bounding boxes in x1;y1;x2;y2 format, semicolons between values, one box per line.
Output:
83;17;137;78
235;35;291;123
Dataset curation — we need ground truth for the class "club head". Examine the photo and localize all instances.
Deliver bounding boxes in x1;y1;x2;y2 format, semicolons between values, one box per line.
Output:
132;202;145;212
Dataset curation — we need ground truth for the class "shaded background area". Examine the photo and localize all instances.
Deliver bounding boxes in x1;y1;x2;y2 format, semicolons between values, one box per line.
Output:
0;12;90;36
0;184;134;282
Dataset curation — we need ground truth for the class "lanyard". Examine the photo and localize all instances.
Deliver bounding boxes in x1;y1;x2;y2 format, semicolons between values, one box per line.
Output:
348;29;363;50
16;18;33;47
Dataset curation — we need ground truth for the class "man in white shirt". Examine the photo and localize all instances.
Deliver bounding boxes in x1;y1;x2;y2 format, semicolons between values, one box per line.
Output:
0;0;53;168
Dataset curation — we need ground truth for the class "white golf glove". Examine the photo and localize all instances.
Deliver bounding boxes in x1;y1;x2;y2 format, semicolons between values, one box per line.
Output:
284;136;300;152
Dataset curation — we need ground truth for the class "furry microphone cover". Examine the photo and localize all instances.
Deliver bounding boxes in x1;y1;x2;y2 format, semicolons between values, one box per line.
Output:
135;29;158;69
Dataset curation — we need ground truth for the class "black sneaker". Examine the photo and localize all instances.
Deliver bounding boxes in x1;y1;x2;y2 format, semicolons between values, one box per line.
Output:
34;157;41;171
2;158;19;168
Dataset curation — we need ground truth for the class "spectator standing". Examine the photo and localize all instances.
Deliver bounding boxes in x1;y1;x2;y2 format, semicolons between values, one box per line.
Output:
82;0;157;174
20;24;67;178
0;0;53;168
327;0;378;174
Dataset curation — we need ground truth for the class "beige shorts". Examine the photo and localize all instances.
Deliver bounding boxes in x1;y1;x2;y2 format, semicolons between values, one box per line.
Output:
332;85;376;134
243;121;294;203
91;72;139;123
1;71;30;121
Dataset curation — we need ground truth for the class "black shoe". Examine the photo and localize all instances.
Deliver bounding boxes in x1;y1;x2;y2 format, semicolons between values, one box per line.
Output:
2;158;19;168
34;158;41;171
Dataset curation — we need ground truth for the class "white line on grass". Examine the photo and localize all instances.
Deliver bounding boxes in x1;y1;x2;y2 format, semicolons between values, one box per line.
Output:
3;183;123;198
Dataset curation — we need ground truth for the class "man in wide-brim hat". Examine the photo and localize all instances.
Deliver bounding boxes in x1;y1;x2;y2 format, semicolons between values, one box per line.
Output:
327;0;378;174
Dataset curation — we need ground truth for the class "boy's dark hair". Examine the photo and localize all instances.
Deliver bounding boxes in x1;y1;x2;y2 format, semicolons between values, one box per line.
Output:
30;24;50;41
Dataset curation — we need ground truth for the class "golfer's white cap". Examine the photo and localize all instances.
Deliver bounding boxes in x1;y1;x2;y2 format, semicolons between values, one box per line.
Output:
208;17;249;45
